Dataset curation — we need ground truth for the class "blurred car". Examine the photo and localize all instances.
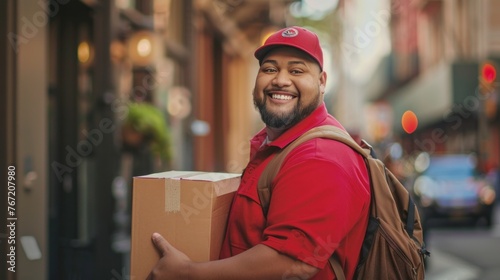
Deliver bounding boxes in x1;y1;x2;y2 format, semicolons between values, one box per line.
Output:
411;153;496;227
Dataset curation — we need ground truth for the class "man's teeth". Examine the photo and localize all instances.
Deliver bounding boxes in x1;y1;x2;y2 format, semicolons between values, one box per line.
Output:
271;94;293;100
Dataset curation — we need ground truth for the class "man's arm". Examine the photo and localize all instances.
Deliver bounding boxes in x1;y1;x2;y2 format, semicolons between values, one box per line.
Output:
147;233;320;280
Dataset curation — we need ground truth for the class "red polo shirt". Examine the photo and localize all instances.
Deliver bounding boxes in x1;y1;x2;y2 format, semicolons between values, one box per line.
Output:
219;103;370;280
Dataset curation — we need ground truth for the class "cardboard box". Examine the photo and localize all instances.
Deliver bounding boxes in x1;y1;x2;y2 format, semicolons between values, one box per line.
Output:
130;171;240;279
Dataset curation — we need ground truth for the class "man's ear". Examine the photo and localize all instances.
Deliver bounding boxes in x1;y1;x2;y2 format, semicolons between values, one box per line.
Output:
320;71;327;94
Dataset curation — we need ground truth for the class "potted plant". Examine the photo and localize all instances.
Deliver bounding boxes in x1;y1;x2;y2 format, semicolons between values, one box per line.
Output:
121;102;172;160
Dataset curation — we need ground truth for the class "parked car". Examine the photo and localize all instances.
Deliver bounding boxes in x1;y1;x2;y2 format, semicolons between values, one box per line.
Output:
411;153;496;227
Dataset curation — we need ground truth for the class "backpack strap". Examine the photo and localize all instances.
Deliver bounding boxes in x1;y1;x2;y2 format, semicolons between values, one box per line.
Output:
257;125;370;280
329;254;346;280
258;125;370;215
406;194;415;236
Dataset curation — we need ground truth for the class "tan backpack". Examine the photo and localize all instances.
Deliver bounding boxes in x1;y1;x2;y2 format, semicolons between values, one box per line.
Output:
258;125;430;280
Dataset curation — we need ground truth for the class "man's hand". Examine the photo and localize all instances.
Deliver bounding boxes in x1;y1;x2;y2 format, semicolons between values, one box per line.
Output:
147;233;192;280
145;233;319;280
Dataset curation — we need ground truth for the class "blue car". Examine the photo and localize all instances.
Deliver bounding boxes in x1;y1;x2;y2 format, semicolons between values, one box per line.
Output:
411;154;496;227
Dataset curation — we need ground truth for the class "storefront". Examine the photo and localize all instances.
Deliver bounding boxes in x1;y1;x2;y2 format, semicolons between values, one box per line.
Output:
388;60;499;172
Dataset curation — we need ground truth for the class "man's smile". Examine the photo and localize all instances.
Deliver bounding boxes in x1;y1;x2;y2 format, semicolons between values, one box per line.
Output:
271;94;294;100
265;90;297;103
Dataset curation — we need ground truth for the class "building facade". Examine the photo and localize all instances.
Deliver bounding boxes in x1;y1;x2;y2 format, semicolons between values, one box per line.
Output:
364;0;500;172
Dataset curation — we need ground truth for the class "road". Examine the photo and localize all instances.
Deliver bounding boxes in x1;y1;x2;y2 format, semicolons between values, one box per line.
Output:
425;205;500;280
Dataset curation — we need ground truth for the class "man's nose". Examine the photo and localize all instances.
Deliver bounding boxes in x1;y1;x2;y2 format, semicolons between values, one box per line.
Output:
272;70;292;87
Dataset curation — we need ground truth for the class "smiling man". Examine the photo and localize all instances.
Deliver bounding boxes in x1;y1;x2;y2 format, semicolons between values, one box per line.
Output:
253;44;325;140
147;26;371;280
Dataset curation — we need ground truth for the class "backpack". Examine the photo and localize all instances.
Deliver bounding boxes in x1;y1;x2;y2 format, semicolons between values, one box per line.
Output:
257;125;430;280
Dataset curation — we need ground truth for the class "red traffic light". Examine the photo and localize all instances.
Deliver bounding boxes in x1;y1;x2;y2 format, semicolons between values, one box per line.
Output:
481;63;497;84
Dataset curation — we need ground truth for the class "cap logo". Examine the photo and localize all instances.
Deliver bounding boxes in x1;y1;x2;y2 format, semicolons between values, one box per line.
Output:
281;28;299;38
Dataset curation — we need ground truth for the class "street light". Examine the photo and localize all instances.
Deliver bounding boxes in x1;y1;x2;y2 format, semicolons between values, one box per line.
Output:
128;30;158;67
127;30;160;102
78;40;93;68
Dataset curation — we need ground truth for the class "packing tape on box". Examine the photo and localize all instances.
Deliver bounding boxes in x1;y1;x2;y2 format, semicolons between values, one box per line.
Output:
165;179;181;212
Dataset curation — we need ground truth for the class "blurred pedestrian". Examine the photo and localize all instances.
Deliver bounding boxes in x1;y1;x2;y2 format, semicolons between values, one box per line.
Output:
147;26;370;280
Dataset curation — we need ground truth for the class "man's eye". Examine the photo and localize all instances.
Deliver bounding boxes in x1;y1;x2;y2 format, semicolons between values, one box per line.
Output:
263;68;277;73
290;69;303;74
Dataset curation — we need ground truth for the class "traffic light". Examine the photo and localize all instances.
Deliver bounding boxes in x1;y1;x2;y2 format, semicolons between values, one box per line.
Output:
478;61;498;119
479;61;497;95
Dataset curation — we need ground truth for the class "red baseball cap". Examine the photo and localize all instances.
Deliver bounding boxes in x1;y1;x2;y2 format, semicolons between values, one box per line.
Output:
254;26;323;70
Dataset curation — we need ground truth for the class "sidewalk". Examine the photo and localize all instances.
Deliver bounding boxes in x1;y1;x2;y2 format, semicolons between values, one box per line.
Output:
425;248;480;280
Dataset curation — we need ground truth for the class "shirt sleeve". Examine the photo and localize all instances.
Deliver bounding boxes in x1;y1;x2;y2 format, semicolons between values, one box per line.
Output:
260;142;369;269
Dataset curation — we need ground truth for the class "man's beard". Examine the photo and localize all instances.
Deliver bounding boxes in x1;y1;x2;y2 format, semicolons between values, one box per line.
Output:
253;91;320;130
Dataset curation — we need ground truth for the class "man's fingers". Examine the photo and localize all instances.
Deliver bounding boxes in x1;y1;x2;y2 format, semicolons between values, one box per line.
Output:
152;232;170;256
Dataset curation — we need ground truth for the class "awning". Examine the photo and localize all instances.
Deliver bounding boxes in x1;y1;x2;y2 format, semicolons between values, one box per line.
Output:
388;61;479;133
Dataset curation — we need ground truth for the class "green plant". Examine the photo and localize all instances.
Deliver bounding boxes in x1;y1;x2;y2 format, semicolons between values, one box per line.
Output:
123;102;172;160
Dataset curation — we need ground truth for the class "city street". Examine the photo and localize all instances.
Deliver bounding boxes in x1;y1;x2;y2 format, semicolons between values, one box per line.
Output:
3;0;500;279
426;205;500;280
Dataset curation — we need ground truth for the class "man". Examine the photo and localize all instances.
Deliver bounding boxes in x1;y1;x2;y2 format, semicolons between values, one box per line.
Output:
147;26;370;280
